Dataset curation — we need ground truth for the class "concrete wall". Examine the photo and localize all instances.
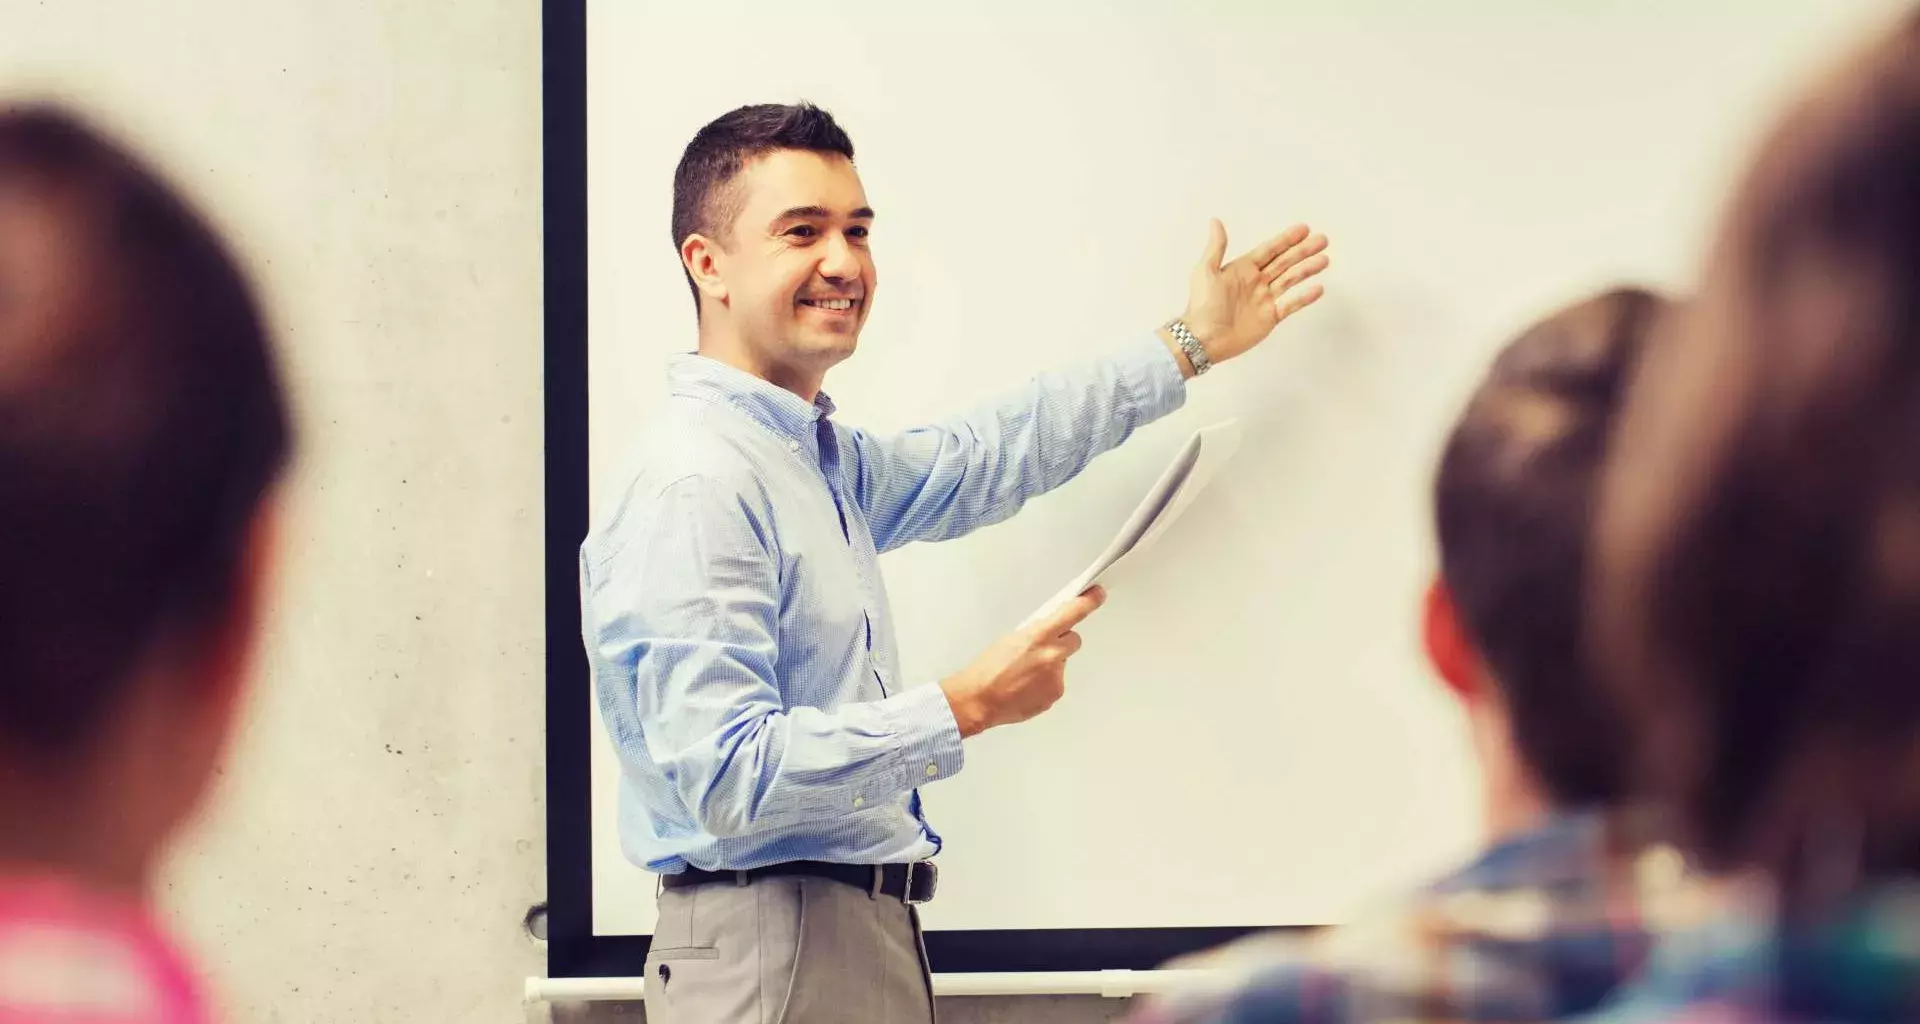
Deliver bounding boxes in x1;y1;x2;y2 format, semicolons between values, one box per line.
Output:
4;3;1125;1020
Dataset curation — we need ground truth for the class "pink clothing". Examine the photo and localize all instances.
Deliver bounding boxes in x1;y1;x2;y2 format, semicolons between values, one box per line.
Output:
0;875;208;1024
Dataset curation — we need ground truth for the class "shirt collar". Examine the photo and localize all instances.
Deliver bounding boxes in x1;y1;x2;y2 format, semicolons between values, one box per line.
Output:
667;353;837;443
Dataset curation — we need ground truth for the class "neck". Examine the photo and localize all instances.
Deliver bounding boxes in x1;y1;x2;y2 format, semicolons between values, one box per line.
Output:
1468;705;1555;842
1483;765;1554;841
697;319;824;402
0;765;150;898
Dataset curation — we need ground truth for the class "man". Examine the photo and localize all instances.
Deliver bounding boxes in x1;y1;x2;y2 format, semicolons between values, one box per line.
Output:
1129;287;1712;1024
580;101;1329;1022
0;106;292;1022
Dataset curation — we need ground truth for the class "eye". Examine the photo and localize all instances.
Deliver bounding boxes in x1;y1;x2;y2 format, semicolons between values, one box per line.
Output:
847;225;870;243
785;225;817;240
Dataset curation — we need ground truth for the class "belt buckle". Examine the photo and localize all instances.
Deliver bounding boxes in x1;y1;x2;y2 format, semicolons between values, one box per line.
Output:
903;861;937;904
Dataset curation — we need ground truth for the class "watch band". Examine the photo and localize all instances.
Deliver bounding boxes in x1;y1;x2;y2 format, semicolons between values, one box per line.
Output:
1165;318;1212;376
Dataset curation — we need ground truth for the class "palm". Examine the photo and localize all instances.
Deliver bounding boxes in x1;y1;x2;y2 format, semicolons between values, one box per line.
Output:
1183;220;1328;365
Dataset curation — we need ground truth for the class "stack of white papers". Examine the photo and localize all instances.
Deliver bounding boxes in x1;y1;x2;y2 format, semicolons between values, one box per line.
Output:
1022;420;1244;629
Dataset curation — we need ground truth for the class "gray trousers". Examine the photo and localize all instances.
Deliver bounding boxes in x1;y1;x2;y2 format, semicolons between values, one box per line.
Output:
643;875;937;1023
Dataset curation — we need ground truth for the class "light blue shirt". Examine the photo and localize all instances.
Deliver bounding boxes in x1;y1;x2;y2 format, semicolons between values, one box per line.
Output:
581;335;1188;873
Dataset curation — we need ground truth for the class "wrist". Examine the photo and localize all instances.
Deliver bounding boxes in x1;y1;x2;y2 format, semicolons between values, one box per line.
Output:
1161;317;1213;378
940;677;991;738
1157;325;1197;380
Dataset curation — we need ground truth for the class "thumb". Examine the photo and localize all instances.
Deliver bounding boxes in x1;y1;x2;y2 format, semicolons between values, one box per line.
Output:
1198;218;1227;273
1034;585;1108;638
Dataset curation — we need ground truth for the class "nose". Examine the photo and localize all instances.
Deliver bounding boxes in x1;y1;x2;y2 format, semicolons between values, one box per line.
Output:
818;230;861;282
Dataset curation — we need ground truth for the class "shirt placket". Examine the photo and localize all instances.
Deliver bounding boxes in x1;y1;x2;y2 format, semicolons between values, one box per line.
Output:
810;418;937;841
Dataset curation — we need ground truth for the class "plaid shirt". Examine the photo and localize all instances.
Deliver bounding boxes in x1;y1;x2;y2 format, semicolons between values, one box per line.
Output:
1130;810;1715;1024
1586;878;1920;1023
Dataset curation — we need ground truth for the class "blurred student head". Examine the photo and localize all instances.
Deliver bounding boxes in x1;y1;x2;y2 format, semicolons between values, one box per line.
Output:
0;105;291;893
1427;286;1667;837
1593;11;1920;902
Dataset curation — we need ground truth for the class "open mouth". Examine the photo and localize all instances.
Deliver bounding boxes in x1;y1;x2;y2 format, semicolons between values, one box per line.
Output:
798;296;860;313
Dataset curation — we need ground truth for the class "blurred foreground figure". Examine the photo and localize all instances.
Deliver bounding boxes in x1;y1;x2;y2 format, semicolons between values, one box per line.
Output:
1127;286;1713;1024
1590;10;1920;1023
0;105;291;1023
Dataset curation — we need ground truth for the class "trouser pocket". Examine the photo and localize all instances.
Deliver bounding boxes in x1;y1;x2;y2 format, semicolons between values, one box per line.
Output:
644;879;804;1024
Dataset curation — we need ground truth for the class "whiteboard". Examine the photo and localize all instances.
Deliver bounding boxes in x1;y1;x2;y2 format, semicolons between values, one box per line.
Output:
579;0;1901;943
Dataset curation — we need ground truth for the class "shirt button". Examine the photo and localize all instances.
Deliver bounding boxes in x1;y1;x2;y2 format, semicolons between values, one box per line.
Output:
788;440;802;453
852;795;865;809
925;763;939;778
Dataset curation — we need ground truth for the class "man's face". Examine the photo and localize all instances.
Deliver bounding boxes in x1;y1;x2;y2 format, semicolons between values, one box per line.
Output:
710;149;875;382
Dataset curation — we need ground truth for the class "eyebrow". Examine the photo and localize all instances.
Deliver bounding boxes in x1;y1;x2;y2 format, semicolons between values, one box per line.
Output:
772;205;876;224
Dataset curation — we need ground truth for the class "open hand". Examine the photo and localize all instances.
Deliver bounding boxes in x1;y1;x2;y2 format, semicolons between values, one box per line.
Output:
1176;220;1328;370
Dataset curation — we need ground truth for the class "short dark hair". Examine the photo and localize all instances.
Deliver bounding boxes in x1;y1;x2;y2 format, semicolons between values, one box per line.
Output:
0;106;291;765
1435;286;1667;807
1593;12;1920;895
670;103;854;313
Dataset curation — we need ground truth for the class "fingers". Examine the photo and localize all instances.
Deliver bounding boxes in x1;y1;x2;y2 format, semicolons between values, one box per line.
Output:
1248;224;1310;269
1274;282;1326;322
1055;629;1084;658
1261;232;1328;281
1271;252;1330;294
1199;219;1228;272
1037;584;1107;637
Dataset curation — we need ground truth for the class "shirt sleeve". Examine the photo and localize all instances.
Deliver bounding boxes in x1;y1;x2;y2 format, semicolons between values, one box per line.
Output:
582;473;966;838
844;333;1188;553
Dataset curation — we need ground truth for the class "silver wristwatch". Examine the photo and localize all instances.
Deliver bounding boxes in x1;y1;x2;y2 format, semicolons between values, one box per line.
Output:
1164;318;1211;376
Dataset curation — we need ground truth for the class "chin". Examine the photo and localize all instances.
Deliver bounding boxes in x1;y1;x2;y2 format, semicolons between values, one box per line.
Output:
819;338;859;368
810;328;861;361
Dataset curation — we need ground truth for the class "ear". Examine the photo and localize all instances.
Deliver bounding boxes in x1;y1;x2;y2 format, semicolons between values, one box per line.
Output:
681;233;729;306
1423;575;1482;704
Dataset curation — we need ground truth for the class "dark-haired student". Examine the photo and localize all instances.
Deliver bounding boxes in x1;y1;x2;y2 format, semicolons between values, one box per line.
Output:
0;106;293;1024
1131;287;1711;1024
1589;12;1920;1023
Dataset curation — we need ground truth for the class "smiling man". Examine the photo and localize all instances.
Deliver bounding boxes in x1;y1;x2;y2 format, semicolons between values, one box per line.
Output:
580;102;1328;1023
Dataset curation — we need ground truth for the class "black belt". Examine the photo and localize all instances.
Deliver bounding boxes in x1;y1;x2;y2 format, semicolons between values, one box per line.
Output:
661;860;939;904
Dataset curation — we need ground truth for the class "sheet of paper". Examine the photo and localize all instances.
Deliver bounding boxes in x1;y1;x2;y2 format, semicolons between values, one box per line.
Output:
1021;419;1244;629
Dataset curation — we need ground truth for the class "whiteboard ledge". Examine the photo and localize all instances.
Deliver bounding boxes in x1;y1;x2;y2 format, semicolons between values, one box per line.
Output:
524;968;1222;1003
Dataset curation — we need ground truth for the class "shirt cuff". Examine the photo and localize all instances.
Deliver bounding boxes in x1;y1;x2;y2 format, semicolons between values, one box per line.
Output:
1118;332;1191;422
879;680;967;787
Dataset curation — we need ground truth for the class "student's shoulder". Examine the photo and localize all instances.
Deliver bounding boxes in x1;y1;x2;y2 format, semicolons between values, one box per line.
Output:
0;876;209;1022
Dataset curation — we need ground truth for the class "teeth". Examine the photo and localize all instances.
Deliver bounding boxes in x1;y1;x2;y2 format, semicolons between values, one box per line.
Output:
803;298;856;311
